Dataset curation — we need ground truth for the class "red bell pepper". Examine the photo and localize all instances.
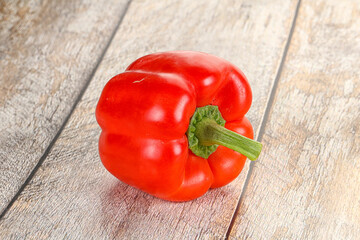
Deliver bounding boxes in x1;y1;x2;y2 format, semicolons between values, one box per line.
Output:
96;51;262;201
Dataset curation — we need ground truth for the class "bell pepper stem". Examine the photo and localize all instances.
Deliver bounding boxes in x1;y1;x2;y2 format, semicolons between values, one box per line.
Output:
195;119;262;161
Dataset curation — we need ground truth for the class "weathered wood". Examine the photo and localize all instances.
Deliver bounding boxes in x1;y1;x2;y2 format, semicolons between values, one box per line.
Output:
229;0;360;239
0;0;298;238
0;0;129;213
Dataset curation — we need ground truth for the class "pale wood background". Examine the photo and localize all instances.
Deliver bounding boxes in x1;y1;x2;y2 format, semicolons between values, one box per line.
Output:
0;0;130;214
0;0;359;239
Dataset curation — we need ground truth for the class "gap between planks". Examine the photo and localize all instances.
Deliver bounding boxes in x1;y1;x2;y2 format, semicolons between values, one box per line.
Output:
0;0;133;220
224;0;302;238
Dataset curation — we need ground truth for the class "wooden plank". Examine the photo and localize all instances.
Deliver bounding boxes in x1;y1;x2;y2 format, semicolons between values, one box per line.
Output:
0;0;298;238
0;0;130;213
229;0;360;239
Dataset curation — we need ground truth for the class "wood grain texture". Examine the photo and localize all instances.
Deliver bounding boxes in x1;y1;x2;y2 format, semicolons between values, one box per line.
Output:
0;0;298;238
229;0;360;239
0;0;129;213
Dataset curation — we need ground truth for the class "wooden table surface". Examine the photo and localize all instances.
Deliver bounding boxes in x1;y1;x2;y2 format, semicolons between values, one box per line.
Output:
1;0;359;239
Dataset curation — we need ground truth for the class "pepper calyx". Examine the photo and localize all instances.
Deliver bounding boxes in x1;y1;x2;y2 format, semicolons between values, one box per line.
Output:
186;105;225;158
186;105;262;160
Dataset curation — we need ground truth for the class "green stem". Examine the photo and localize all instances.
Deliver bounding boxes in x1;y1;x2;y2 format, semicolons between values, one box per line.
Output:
195;118;262;161
186;105;262;160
